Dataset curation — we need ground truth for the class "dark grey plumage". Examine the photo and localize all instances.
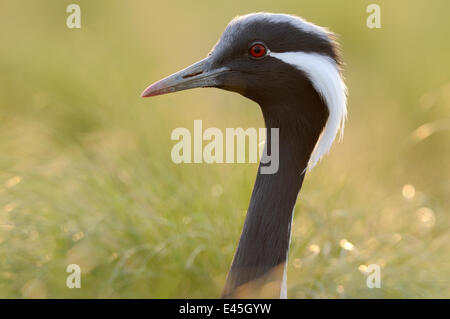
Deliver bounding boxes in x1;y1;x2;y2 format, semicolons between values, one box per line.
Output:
142;12;347;298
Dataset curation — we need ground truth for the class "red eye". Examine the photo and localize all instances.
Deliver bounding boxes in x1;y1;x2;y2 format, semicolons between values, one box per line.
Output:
249;43;266;58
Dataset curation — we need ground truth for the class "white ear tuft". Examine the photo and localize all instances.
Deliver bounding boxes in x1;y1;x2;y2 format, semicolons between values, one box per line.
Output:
269;51;347;171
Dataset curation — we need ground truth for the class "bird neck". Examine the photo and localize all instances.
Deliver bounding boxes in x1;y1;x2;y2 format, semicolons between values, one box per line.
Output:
222;96;328;298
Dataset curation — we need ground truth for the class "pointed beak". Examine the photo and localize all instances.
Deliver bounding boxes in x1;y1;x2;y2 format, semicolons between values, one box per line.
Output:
141;57;229;98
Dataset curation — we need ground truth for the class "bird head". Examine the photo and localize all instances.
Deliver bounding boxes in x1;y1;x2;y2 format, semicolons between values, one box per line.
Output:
142;12;347;169
142;13;338;100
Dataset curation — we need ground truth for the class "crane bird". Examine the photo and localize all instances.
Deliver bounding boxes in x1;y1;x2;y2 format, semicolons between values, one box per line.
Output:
141;12;347;298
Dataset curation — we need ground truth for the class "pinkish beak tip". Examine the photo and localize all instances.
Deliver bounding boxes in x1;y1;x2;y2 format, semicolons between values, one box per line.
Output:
141;86;152;98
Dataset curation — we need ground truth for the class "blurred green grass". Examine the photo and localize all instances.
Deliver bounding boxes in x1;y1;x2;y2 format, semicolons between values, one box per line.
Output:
0;0;449;298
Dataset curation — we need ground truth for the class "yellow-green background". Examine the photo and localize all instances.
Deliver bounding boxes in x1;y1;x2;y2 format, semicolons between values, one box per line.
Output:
0;0;449;298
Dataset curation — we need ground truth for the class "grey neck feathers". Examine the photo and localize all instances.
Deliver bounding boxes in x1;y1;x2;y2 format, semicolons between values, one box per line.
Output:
221;93;328;298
